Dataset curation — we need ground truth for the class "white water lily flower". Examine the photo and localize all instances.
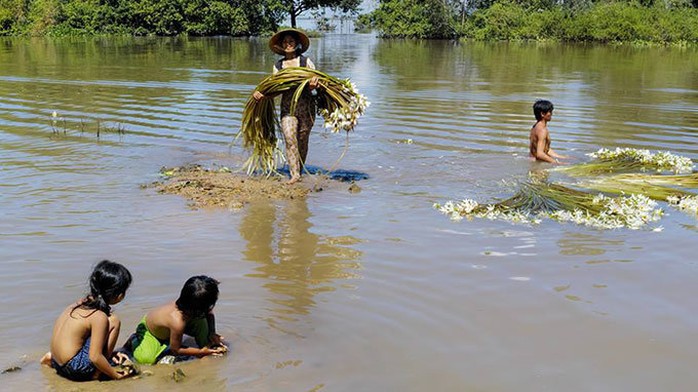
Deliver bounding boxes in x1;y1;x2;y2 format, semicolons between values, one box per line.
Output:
587;147;694;174
667;195;698;215
319;81;369;133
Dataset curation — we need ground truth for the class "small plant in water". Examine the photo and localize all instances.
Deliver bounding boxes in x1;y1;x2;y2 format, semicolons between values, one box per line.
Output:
50;111;58;133
49;111;67;135
49;113;127;139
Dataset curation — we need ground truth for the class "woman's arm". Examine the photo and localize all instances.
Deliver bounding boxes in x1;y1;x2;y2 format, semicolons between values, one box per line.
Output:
253;66;279;101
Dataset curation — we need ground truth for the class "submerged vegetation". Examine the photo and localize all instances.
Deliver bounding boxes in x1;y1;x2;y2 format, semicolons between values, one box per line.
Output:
50;111;127;139
435;148;698;230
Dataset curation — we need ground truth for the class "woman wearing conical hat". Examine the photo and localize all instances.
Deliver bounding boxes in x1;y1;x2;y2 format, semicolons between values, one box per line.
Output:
253;29;320;184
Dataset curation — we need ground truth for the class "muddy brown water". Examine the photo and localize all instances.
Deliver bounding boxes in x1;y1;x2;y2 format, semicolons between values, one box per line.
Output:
1;36;697;391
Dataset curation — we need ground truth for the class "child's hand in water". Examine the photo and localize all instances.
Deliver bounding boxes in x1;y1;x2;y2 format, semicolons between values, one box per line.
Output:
209;333;228;355
200;346;227;357
209;333;224;347
205;337;228;357
112;352;139;378
115;366;136;379
112;352;130;365
211;343;229;356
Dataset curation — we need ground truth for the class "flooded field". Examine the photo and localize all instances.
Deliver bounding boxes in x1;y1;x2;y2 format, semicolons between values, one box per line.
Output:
1;35;697;391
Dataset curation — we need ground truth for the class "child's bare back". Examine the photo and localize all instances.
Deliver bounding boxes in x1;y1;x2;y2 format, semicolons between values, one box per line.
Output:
143;301;185;342
49;302;107;366
42;260;133;382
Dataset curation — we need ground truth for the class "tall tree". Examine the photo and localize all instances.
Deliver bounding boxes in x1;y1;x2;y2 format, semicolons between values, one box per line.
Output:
279;0;362;28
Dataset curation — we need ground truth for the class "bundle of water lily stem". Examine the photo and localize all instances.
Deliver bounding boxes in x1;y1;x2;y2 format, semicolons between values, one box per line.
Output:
435;148;698;230
238;67;369;175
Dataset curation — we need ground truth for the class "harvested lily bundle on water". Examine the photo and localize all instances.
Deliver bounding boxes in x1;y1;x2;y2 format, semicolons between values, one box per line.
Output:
574;172;698;201
434;180;663;230
238;67;369;175
555;148;694;176
573;172;698;217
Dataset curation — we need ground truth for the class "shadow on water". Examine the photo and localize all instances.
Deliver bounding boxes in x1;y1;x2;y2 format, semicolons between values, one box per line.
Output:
238;198;363;336
276;165;370;182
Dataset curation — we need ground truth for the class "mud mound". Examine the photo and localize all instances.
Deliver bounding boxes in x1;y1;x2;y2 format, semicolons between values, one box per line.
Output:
153;165;311;209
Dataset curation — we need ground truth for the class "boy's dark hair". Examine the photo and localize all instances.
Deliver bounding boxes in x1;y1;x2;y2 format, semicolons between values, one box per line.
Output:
533;100;554;121
75;259;132;316
176;276;219;318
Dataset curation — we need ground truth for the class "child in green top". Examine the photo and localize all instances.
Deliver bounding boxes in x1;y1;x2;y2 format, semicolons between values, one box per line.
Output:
126;275;227;364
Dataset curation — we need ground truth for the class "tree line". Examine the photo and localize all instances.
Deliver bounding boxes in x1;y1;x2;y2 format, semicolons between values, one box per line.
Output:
359;0;698;43
0;0;360;36
1;0;696;43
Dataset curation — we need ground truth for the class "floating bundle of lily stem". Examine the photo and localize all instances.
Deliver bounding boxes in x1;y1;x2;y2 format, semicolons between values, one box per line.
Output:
573;173;698;216
434;179;663;230
238;67;369;175
435;148;698;230
554;147;694;176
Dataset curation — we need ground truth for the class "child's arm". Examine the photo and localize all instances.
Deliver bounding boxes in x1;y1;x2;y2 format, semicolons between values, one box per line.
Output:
206;312;224;347
168;321;222;358
548;149;568;160
88;314;128;380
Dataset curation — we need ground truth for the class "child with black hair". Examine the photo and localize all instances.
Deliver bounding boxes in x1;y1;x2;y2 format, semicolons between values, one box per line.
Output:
530;99;568;164
126;275;227;365
41;260;134;381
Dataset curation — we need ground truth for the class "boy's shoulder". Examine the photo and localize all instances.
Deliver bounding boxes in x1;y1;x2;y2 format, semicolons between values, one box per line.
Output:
531;121;548;134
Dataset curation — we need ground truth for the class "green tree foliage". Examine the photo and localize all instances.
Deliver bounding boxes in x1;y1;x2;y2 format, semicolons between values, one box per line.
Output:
0;0;363;36
354;12;373;32
3;0;288;36
120;0;267;35
370;0;458;38
3;0;697;41
366;0;698;43
0;0;30;34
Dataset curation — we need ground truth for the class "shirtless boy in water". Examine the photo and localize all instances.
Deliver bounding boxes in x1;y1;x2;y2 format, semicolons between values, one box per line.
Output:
529;100;567;164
